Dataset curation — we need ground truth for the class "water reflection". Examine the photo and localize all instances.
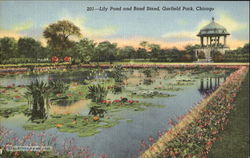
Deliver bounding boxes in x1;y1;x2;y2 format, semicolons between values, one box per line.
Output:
198;77;225;95
50;100;90;115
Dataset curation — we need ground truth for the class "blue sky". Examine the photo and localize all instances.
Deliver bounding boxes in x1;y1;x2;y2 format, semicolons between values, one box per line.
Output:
0;1;249;49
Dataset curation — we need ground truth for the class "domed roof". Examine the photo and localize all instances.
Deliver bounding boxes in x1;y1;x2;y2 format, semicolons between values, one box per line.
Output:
197;17;230;36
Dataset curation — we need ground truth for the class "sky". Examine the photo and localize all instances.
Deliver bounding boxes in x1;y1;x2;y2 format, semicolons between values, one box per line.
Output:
0;1;249;49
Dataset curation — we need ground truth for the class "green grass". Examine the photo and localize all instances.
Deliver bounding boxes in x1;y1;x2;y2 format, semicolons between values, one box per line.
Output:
0;62;249;68
208;73;249;158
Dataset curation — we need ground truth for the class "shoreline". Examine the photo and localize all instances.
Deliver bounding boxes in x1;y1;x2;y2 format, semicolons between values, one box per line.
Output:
140;65;248;158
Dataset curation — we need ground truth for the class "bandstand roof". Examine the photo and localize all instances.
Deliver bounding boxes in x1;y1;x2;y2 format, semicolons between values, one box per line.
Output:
197;17;230;36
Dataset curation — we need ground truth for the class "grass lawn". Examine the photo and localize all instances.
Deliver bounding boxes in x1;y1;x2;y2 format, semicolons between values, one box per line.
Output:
0;62;249;68
208;72;249;158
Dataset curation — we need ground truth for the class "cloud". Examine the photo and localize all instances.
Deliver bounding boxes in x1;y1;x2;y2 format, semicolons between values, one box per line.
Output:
11;21;33;32
216;11;248;32
84;26;118;38
0;21;34;39
0;29;23;39
58;13;117;38
162;31;196;42
161;11;248;49
96;36;199;50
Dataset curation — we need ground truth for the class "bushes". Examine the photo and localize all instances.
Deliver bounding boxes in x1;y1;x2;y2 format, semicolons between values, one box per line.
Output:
2;58;37;64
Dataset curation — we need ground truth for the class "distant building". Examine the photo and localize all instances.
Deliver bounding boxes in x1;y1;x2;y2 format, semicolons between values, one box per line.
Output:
195;17;230;62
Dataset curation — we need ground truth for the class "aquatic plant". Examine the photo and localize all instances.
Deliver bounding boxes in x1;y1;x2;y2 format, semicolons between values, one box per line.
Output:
112;84;123;94
48;80;69;94
110;65;127;82
25;79;52;121
143;79;153;85
86;84;108;103
88;106;107;117
142;68;153;77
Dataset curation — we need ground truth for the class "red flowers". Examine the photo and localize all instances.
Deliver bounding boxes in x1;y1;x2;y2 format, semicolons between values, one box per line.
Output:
113;99;121;103
141;66;249;157
206;141;213;145
64;56;71;62
66;93;73;97
100;100;111;104
14;96;21;99
51;56;59;63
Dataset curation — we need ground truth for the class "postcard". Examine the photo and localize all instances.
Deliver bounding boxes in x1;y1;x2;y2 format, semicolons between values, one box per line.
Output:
0;1;249;158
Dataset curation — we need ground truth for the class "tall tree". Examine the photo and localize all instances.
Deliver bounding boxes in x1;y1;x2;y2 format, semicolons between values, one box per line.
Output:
95;41;118;63
148;43;160;60
43;20;81;57
0;37;17;63
119;46;136;60
17;37;42;59
72;38;96;63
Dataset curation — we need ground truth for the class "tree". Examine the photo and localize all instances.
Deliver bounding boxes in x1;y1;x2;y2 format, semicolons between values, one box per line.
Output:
17;37;42;59
197;51;205;59
95;41;118;63
136;48;147;59
72;38;96;63
212;50;224;62
119;46;136;60
148;43;160;60
139;41;148;49
43;20;82;57
0;37;17;63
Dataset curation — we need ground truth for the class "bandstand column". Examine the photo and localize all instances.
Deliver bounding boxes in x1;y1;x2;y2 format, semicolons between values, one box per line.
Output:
206;36;208;46
224;36;227;46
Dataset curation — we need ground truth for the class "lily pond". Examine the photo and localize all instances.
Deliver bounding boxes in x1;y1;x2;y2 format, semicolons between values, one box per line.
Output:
0;66;233;157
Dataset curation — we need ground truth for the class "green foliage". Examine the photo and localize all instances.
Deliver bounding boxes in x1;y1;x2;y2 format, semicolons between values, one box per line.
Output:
88;106;107;117
17;37;43;59
48;80;69;94
118;46;136;59
212;50;224;62
86;84;108;102
23;114;120;137
110;65;127;82
0;37;17;63
1;58;36;64
43;20;82;57
25;80;52;121
72;38;96;63
197;51;206;59
143;79;154;85
94;41;118;63
0;105;28;118
142;68;153;77
224;43;249;62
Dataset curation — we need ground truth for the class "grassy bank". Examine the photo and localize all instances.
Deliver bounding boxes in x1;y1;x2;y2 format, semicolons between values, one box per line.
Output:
208;72;249;158
0;62;249;68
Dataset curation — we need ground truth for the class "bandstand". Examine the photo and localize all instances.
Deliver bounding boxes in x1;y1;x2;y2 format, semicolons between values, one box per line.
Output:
195;17;230;62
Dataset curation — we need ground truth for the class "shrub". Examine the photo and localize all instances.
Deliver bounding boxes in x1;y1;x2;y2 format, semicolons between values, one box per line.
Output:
86;84;108;103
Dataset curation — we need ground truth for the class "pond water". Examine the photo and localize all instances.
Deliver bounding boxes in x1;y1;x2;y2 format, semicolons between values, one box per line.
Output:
0;68;229;157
